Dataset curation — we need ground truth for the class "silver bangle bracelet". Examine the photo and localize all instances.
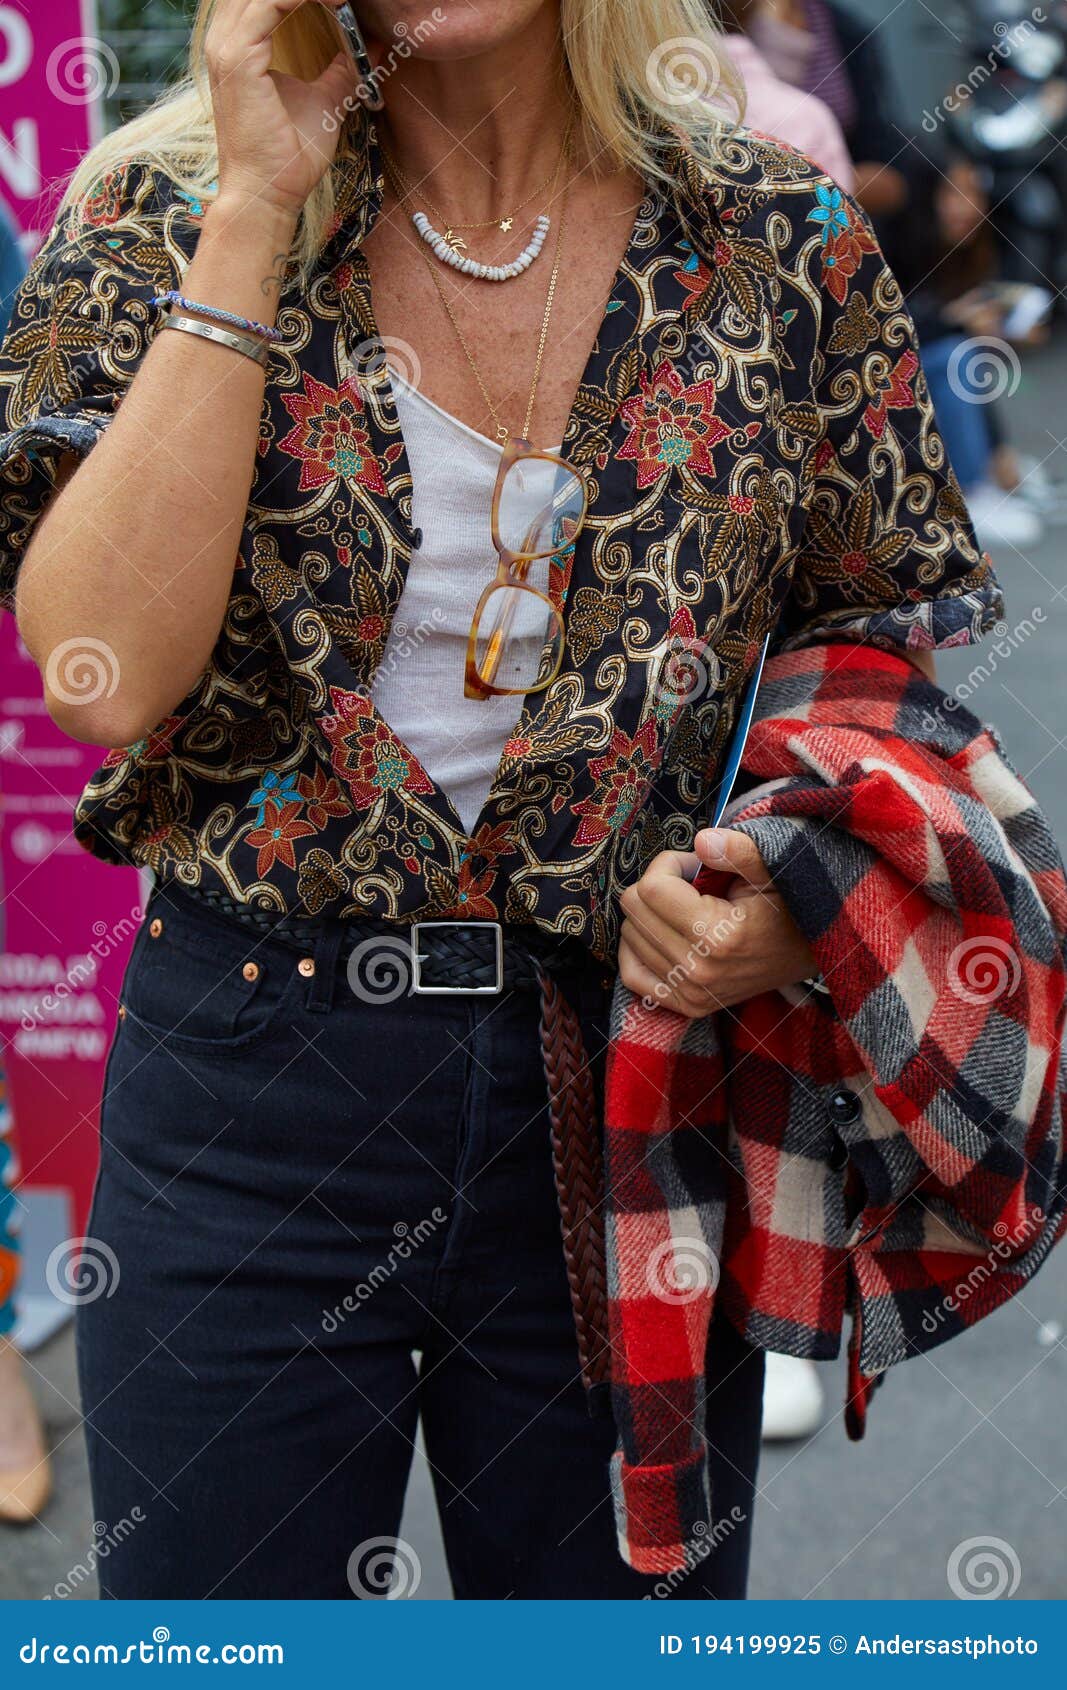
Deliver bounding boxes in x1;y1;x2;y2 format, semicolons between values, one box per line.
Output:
161;313;271;369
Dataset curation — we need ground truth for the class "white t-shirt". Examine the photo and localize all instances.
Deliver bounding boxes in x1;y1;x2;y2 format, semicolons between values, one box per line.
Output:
371;374;560;836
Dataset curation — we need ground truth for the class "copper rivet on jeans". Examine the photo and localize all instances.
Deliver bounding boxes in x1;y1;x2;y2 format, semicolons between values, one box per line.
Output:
149;918;163;938
298;958;316;978
243;961;260;983
118;1004;127;1020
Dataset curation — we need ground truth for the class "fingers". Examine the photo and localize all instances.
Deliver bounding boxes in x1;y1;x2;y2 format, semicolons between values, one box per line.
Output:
694;828;773;890
313;48;361;102
617;836;814;1015
620;847;739;992
617;841;777;1017
212;0;344;55
620;894;733;1018
617;935;712;1019
621;910;684;977
624;850;704;932
246;0;347;51
619;884;695;971
620;894;738;1005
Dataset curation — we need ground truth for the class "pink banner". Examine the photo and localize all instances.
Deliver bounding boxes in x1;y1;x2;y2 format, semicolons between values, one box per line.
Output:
0;630;140;1238
0;0;137;1238
0;0;105;247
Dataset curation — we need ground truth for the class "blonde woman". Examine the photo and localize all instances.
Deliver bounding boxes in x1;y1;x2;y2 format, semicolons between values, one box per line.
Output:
0;0;997;1598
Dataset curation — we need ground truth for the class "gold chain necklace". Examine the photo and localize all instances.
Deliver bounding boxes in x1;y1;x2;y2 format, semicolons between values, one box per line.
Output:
382;122;573;243
384;160;571;444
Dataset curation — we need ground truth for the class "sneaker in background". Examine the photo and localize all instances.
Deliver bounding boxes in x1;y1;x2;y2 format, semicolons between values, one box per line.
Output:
965;482;1044;552
761;1352;825;1442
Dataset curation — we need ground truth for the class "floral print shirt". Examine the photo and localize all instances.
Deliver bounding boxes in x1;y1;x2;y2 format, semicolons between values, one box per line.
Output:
0;124;1001;961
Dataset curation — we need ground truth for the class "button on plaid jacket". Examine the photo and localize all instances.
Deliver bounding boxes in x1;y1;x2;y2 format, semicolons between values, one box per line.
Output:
604;643;1067;1575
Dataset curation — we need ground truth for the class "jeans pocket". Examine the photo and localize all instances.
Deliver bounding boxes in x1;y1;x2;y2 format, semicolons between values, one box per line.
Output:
118;900;306;1059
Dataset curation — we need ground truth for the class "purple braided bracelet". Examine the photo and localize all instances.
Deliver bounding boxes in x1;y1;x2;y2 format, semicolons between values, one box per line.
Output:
152;291;283;345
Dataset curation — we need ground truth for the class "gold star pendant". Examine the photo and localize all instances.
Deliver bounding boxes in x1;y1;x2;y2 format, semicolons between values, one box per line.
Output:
499;217;514;233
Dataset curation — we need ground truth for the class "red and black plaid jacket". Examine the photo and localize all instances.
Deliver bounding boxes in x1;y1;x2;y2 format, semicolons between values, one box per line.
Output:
604;644;1067;1575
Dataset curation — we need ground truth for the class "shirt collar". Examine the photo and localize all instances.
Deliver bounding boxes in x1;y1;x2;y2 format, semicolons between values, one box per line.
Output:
323;107;386;263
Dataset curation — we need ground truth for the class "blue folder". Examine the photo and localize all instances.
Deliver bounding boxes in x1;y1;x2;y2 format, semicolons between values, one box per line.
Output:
709;630;771;826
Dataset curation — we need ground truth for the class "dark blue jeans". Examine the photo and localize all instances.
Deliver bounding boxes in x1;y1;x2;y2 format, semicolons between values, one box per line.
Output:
79;886;764;1599
921;333;994;491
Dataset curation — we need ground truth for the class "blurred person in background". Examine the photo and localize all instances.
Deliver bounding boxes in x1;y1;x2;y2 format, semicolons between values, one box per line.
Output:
0;196;49;1526
717;0;854;188
731;0;907;216
882;152;1046;553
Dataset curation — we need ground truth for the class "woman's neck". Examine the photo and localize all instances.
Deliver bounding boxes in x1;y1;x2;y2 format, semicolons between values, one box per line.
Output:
374;9;576;222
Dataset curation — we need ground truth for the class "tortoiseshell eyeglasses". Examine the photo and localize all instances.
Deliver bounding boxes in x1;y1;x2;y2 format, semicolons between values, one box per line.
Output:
465;439;589;701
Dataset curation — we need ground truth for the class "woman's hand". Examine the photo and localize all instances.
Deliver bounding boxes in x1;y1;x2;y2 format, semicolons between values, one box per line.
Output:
207;0;361;217
943;289;1003;339
618;829;816;1018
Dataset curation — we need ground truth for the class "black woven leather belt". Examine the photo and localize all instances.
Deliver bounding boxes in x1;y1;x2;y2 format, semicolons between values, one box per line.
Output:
182;883;591;995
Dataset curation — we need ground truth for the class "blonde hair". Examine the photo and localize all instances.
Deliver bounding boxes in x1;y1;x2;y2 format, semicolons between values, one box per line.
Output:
60;1;742;280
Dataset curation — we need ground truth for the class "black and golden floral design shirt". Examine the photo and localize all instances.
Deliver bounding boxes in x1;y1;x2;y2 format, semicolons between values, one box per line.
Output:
0;124;1001;960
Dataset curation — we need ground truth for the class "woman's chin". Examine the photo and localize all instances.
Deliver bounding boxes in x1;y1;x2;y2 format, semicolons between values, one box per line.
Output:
363;0;551;63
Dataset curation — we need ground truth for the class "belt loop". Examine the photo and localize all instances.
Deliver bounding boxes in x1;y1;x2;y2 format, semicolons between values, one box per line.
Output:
304;920;344;1014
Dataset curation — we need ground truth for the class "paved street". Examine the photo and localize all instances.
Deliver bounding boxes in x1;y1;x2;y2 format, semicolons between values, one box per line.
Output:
4;338;1067;1604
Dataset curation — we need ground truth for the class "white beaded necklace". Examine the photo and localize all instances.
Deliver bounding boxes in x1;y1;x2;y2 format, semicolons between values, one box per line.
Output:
383;121;572;286
411;210;550;283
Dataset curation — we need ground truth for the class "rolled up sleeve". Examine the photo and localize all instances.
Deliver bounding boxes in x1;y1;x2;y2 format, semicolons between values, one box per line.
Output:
0;162;182;610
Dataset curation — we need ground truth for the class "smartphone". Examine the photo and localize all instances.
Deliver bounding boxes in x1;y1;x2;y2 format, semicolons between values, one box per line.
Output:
335;3;363;55
334;4;385;108
1001;284;1053;342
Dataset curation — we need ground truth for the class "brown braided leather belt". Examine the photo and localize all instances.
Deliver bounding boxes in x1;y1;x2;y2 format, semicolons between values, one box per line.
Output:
185;885;612;1391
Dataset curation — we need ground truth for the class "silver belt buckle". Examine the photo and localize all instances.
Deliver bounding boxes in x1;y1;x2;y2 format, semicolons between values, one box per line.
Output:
411;920;504;995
